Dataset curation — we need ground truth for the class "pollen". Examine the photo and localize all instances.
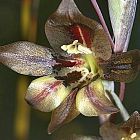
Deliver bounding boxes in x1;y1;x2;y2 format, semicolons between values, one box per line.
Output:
130;133;137;139
121;133;137;140
61;40;92;54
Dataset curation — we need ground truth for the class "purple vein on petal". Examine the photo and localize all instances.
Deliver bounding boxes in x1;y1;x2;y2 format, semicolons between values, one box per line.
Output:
29;81;62;105
86;85;118;114
56;88;78;119
48;88;79;134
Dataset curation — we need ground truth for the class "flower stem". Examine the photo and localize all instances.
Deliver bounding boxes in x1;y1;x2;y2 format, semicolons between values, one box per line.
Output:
119;82;126;101
90;0;114;49
109;91;130;121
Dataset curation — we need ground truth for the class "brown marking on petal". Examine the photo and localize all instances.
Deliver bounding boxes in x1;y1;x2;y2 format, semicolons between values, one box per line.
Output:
99;49;140;82
69;24;92;48
29;80;62;106
55;59;76;67
56;71;82;85
86;85;118;114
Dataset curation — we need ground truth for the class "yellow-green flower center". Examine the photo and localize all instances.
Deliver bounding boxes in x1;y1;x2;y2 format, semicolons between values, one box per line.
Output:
61;40;100;88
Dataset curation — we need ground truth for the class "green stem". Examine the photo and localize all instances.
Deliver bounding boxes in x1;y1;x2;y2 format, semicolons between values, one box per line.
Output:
85;54;97;74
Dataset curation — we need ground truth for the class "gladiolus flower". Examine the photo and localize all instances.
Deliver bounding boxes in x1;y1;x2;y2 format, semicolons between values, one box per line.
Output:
0;0;139;133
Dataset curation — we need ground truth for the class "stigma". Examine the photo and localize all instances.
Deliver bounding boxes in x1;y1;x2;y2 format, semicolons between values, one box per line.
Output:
61;40;92;54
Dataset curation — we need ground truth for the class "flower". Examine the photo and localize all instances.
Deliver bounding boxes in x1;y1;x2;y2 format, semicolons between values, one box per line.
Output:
0;0;139;134
100;111;140;140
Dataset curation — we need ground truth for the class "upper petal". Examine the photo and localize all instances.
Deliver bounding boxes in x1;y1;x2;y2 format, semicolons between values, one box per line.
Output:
45;0;112;60
25;76;70;112
76;79;118;116
0;41;56;76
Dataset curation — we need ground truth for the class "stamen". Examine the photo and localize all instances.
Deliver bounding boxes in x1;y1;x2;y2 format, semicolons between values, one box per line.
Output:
130;133;137;139
79;68;89;82
121;133;137;140
61;40;92;54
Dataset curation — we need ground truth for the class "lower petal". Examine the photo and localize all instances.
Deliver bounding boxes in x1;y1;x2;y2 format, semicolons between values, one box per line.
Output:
48;88;80;134
25;76;70;112
76;79;118;116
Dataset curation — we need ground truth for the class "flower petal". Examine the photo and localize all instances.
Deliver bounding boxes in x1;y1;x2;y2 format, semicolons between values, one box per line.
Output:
76;79;118;116
108;0;137;52
99;49;140;83
48;88;79;134
25;76;70;112
45;0;112;60
0;41;56;76
121;111;140;132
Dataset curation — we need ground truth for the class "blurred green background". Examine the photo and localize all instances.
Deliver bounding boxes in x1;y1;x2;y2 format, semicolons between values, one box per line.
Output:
0;0;139;140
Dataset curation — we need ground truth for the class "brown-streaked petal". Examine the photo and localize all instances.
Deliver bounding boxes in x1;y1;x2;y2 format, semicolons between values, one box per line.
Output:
121;111;140;133
45;0;112;60
0;41;56;76
55;68;84;87
99;49;140;83
48;88;80;134
76;79;118;116
25;76;70;112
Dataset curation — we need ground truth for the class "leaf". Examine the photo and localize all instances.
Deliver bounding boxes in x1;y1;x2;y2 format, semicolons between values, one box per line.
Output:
76;79;118;116
45;0;112;60
25;76;70;112
48;88;80;134
0;41;56;76
108;0;137;52
99;49;140;83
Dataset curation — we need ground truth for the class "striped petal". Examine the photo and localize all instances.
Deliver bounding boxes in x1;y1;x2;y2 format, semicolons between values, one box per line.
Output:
99;49;140;83
76;79;118;116
25;76;70;112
